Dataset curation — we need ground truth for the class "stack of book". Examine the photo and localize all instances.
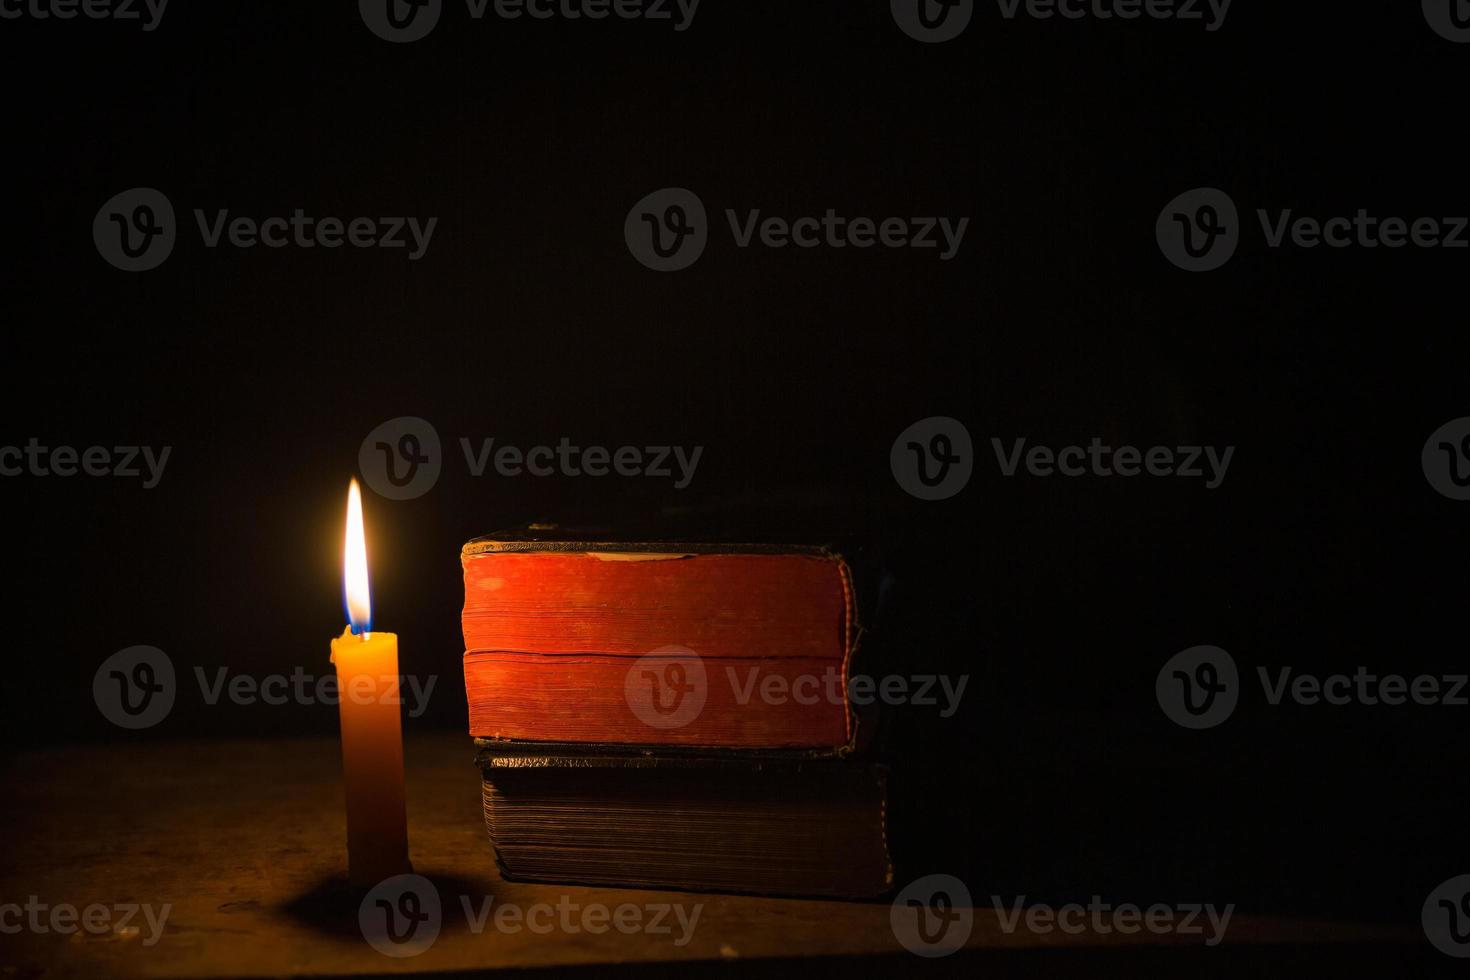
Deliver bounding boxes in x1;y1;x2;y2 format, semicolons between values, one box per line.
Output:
460;527;891;898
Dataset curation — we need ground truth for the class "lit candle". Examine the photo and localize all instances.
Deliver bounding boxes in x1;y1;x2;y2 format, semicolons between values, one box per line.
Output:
331;478;411;887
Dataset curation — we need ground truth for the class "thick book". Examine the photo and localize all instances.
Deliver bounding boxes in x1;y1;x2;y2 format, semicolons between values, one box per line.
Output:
461;527;865;751
477;745;893;898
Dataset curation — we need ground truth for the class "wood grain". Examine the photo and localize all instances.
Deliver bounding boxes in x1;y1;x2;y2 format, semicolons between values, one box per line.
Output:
0;734;1419;978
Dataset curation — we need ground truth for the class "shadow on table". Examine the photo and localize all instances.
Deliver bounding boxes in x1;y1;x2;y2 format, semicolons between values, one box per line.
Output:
279;872;492;942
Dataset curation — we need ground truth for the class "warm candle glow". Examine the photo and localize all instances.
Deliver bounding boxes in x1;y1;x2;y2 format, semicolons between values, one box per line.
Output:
333;476;409;885
344;479;371;635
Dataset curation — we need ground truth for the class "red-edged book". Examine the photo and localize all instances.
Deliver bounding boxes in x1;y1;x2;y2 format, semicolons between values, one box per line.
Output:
461;529;863;753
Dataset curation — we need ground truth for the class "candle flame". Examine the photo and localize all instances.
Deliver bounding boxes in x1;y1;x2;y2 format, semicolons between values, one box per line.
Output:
344;479;371;636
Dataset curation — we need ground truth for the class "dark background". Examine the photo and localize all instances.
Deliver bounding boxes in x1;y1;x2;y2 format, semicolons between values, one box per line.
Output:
1;0;1465;936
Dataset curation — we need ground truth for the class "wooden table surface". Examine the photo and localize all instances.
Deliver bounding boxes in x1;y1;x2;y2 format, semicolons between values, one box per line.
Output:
0;733;1429;978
